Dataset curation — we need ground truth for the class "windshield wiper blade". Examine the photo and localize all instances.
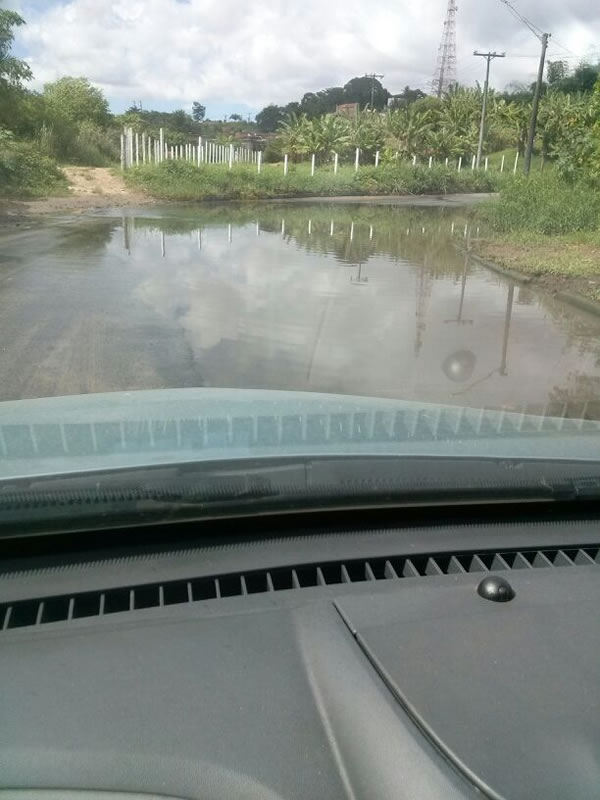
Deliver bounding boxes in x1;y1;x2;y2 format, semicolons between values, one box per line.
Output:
1;454;600;538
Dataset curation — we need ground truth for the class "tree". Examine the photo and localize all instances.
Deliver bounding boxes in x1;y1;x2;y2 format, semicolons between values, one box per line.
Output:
343;76;390;111
299;87;345;117
43;77;110;126
547;60;567;87
229;113;242;121
170;109;193;131
192;101;206;122
0;8;32;89
559;62;600;94
256;104;285;132
0;7;33;127
388;86;427;108
385;106;432;157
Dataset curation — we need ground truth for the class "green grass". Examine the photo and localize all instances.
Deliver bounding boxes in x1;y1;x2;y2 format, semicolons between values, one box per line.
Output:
477;172;600;235
124;160;501;201
485;148;544;173
473;172;600;301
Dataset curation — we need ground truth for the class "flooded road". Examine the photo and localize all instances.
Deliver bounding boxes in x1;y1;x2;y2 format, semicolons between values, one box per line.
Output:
2;203;600;418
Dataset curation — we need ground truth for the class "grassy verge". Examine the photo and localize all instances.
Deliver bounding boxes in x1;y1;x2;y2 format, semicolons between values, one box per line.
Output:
474;173;600;302
124;160;501;201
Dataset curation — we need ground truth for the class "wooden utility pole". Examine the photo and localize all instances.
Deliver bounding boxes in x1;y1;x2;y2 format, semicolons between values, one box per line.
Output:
524;32;550;175
474;51;505;169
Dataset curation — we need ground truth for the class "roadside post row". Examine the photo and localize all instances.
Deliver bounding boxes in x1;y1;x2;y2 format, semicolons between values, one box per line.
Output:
120;127;519;174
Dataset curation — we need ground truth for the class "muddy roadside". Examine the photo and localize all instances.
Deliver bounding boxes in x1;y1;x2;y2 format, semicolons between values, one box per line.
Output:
471;236;600;308
0;167;156;230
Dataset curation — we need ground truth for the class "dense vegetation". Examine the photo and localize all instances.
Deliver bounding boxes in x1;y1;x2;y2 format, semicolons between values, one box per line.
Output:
262;79;600;178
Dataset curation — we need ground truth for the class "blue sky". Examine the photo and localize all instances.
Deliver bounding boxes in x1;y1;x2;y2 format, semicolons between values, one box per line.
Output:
6;0;600;119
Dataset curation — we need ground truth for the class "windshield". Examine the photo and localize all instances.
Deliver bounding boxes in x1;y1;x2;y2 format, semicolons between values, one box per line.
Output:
1;0;599;519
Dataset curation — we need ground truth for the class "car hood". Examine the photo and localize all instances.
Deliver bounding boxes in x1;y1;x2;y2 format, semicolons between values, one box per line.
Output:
0;387;599;479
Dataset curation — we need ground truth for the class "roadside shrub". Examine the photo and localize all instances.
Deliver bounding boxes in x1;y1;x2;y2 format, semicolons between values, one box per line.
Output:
479;173;600;234
70;121;120;166
0;136;67;196
37;120;119;166
262;140;282;163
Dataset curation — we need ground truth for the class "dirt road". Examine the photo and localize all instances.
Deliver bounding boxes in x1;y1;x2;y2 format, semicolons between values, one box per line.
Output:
1;167;154;225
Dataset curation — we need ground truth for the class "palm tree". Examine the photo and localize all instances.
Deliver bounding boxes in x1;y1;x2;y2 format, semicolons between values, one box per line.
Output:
497;100;531;156
426;126;463;160
277;113;310;159
347;111;385;159
312;114;351;161
385;106;432;158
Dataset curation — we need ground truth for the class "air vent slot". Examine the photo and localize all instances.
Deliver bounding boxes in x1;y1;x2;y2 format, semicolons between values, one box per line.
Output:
1;544;599;632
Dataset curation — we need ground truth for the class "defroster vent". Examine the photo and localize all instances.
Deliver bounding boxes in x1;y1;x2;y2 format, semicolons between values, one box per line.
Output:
2;544;599;631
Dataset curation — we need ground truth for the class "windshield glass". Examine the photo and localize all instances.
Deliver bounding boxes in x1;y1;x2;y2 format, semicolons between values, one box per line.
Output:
1;0;599;513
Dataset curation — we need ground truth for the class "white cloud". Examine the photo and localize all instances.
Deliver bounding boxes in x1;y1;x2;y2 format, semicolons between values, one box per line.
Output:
15;0;600;114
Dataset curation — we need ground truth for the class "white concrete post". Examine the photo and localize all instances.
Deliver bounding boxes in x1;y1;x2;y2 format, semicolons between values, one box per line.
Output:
471;155;476;170
458;156;462;171
308;219;312;235
257;151;262;174
120;134;125;170
485;157;489;171
128;127;134;168
513;151;519;174
284;154;288;175
135;132;139;166
228;224;232;243
350;221;354;241
159;128;164;163
428;156;433;169
375;151;380;167
330;220;334;236
334;152;338;174
500;154;505;173
311;153;315;176
369;225;373;240
229;144;234;170
354;148;360;172
281;219;285;236
445;157;449;167
451;221;455;233
198;137;202;165
170;146;174;160
412;154;417;166
142;132;146;164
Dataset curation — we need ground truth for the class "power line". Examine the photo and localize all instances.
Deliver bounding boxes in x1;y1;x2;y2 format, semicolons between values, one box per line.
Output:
498;0;544;41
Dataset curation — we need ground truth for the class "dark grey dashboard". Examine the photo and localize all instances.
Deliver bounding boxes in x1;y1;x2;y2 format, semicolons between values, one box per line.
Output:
1;519;599;800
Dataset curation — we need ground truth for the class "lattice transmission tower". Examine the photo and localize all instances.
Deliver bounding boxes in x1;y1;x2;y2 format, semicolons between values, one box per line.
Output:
431;0;457;98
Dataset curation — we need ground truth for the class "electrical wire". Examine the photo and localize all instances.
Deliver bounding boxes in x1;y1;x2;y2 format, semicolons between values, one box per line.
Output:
498;0;545;41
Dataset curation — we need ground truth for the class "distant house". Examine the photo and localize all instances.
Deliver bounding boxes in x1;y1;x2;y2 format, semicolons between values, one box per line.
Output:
335;102;360;120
